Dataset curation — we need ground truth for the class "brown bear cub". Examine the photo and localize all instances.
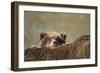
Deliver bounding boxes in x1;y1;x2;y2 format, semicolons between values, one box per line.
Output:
39;32;66;48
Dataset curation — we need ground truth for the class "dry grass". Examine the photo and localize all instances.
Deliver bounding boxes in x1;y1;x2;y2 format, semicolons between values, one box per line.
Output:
24;35;90;61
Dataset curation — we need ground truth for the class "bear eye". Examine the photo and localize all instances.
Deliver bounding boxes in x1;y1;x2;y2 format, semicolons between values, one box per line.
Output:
56;37;63;42
56;37;60;41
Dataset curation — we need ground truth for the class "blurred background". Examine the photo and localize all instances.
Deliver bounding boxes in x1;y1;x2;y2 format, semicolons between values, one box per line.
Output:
24;11;90;49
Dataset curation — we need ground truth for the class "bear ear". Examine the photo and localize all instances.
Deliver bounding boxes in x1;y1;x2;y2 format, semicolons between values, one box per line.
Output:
61;33;66;40
40;32;47;40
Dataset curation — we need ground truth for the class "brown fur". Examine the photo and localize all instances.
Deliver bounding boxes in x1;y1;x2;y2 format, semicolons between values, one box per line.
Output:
25;35;90;61
59;35;90;59
40;32;66;48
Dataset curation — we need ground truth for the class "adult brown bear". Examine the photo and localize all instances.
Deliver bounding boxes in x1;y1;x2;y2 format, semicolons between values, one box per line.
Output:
25;34;90;61
39;32;66;48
